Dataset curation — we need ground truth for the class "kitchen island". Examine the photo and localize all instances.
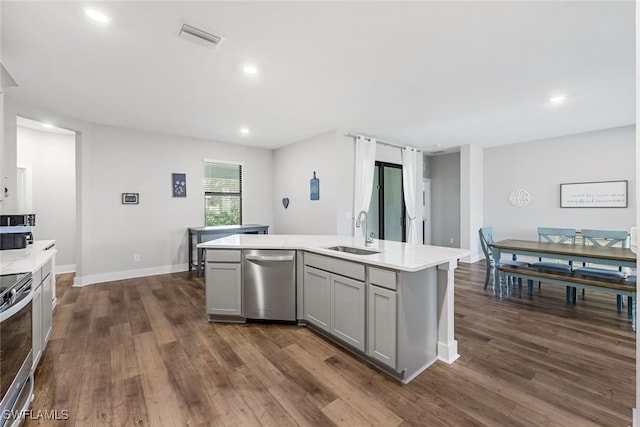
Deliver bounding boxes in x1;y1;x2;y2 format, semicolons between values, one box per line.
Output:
198;234;469;383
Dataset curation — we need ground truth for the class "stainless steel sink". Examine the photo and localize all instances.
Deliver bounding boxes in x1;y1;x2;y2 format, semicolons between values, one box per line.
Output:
326;246;381;255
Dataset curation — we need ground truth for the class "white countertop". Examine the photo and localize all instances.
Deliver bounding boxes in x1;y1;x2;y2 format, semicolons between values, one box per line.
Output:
198;234;469;272
0;240;57;275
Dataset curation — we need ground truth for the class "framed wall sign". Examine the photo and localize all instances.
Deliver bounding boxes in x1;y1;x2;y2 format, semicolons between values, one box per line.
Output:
560;180;627;208
172;173;187;197
310;171;319;201
122;193;139;204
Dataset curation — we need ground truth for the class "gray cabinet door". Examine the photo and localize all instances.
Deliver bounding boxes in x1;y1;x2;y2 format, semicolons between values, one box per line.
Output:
206;263;242;316
42;273;53;345
331;275;365;351
368;284;397;368
32;282;43;369
303;266;331;332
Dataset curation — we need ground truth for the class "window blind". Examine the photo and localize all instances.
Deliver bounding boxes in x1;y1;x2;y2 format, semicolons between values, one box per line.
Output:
204;162;242;226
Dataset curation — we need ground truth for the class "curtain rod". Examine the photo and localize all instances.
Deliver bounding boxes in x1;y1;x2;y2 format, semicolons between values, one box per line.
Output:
344;132;421;152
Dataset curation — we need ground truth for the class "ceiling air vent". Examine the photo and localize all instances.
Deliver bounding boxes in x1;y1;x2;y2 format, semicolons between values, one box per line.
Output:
178;24;224;48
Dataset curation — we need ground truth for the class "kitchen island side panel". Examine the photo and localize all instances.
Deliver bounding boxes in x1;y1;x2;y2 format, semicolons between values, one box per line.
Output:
397;267;438;381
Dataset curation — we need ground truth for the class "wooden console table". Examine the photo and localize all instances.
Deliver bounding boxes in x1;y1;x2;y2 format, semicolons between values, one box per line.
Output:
188;224;269;277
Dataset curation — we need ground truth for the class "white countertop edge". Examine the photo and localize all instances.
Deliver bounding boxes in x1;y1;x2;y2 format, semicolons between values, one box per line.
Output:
1;240;57;275
197;234;470;272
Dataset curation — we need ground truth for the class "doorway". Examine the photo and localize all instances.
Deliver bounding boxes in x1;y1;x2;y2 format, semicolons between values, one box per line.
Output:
367;161;406;242
422;178;431;245
16;116;77;273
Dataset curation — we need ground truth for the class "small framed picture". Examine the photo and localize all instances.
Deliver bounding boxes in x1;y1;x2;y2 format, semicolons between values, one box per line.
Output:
172;173;187;198
122;193;139;204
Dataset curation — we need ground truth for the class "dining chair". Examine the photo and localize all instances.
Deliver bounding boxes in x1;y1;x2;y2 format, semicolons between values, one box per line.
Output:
531;227;576;293
572;229;629;309
479;227;530;296
532;227;576;271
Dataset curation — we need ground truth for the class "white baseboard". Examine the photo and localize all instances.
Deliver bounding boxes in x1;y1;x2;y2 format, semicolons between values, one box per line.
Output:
73;264;189;287
460;253;483;264
437;340;460;364
55;264;76;274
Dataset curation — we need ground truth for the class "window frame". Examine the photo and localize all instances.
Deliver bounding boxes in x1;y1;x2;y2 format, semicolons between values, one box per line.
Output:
203;159;244;226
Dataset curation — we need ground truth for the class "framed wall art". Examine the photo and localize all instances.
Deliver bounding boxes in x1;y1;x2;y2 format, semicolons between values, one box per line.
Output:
122;193;139;204
310;171;319;201
172;173;187;198
560;180;627;208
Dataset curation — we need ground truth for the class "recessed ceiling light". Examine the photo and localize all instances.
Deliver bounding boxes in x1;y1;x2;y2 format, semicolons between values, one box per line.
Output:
549;95;567;104
243;66;258;75
85;9;110;23
41;123;54;129
240;128;250;135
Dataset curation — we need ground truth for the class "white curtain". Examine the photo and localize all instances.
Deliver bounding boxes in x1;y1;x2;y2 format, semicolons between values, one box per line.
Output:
402;147;420;243
353;136;377;236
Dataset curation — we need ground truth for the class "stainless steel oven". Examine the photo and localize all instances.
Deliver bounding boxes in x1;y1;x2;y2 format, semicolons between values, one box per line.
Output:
0;273;34;427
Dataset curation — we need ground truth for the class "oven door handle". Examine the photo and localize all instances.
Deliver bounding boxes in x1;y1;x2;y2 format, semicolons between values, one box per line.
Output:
0;288;33;323
8;372;34;427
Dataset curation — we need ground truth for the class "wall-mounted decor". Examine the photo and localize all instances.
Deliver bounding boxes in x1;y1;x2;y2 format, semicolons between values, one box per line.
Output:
560;180;627;208
172;173;187;197
310;171;319;201
122;193;139;204
282;198;290;209
508;189;531;207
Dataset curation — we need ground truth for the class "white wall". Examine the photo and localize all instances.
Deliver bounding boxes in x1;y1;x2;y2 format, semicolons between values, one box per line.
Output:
428;152;461;247
460;144;483;262
484;125;636;240
3;97;274;286
79;124;273;285
272;130;354;235
272;132;424;240
17;126;76;270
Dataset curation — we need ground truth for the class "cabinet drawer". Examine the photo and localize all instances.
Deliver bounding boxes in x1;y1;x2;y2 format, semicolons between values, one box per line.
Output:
368;267;397;290
206;249;241;263
304;253;365;281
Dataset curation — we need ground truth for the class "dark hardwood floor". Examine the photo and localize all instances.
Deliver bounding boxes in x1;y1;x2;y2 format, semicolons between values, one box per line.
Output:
25;261;635;426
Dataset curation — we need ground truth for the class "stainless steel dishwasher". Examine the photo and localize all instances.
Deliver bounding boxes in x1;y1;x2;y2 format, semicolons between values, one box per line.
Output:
243;249;296;321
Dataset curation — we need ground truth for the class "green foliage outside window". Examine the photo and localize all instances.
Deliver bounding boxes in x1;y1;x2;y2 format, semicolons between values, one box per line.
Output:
204;163;242;226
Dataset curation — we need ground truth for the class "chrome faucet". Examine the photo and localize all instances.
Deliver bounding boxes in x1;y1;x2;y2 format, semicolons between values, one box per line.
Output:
356;210;374;247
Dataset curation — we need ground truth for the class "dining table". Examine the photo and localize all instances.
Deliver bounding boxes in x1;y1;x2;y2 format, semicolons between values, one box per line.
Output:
488;239;637;294
188;224;269;277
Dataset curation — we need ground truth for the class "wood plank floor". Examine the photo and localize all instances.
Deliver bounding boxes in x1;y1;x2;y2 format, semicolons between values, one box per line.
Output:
25;261;635;426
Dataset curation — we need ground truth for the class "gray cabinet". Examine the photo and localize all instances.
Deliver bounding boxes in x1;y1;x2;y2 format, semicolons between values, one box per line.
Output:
206;262;242;317
303;256;366;351
331;275;365;351
206;250;243;319
367;284;397;368
303;266;331;332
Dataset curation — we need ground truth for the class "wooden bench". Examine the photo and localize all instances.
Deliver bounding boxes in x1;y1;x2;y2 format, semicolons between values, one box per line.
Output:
497;264;636;331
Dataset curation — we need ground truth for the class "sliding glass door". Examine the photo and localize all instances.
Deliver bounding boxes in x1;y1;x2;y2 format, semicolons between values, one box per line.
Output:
367;162;406;242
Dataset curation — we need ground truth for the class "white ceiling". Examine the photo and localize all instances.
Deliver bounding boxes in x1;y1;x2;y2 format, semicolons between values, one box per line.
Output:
1;1;635;152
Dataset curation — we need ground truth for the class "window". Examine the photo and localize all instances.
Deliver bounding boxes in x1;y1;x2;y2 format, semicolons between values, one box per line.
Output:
204;162;242;226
